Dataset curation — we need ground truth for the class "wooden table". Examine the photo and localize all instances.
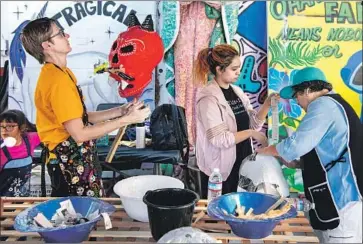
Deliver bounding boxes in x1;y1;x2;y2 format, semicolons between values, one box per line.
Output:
0;197;319;243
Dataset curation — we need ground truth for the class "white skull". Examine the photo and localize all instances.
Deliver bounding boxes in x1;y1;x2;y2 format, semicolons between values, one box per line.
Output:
60;155;68;163
62;141;70;147
71;176;79;184
87;190;95;197
77;165;84;175
81;148;87;154
77;187;84;196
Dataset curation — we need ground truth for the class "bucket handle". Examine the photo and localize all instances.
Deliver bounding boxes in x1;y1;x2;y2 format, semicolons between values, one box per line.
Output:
142;190;152;205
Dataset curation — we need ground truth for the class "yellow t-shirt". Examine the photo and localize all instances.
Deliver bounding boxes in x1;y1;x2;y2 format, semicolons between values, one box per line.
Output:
35;63;84;151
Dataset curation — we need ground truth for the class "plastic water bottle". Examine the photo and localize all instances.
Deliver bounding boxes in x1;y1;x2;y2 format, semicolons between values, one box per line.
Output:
208;168;223;201
136;123;146;149
270;95;279;145
287;198;315;212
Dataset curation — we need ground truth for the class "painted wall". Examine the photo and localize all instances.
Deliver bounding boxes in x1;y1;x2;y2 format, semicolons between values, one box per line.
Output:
2;1;157;122
156;1;269;145
233;1;268;139
267;0;362;192
3;0;270;146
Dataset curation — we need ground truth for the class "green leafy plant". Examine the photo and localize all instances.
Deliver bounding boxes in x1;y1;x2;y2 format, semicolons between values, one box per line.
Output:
279;111;301;129
269;37;324;69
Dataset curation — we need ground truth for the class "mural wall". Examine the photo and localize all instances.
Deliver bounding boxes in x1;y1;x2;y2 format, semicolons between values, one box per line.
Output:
267;0;363;192
157;1;268;146
3;1;269;144
3;0;269;147
233;1;268;142
2;1;157;122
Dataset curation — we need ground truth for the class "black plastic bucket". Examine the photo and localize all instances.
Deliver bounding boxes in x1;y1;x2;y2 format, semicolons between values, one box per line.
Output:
143;188;199;241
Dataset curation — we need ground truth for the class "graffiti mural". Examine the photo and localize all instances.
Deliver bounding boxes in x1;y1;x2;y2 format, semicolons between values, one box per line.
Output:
268;0;363;192
157;1;240;146
3;1;157;123
157;1;267;146
233;1;268;147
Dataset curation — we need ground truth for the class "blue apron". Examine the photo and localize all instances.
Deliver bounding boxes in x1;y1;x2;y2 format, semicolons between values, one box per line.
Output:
0;135;32;197
301;94;362;230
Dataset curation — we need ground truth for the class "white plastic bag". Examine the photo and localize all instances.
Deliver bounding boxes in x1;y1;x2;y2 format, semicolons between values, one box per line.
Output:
157;227;217;243
238;154;290;197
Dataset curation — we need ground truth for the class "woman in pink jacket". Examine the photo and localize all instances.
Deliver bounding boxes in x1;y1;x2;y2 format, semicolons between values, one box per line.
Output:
194;44;277;198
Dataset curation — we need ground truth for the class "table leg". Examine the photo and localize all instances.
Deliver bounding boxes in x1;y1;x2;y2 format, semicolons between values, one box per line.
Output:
100;162;130;196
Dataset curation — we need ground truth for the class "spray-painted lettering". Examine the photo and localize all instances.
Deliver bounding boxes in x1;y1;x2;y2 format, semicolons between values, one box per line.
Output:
50;1;137;29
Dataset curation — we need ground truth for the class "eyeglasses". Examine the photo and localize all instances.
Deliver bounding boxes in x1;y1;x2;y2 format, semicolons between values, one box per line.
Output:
48;29;66;40
0;125;18;132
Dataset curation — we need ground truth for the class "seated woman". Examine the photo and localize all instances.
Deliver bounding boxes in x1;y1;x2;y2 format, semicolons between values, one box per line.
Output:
0;109;40;196
194;44;277;198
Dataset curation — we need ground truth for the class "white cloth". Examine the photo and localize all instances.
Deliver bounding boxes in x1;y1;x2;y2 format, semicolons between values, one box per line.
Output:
314;201;362;243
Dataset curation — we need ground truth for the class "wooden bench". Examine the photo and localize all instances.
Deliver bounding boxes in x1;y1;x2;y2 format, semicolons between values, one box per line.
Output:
0;197;319;243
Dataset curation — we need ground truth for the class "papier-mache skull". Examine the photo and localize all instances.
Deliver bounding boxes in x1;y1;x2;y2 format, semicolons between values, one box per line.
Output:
108;13;164;98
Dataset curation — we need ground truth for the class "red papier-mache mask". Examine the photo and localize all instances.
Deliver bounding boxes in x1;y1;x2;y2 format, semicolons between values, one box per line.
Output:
108;13;164;98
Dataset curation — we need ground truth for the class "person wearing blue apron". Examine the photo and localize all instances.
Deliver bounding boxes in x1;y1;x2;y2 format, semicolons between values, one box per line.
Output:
257;67;362;243
0;135;32;196
0;109;40;197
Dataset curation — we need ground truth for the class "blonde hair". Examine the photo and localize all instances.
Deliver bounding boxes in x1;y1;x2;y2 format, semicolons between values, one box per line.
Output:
193;44;239;86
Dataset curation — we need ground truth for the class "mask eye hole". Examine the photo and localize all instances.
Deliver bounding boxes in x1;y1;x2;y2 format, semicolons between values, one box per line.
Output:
120;44;134;53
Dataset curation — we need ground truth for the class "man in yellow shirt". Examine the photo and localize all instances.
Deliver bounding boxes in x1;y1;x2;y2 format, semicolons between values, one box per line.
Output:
21;17;150;197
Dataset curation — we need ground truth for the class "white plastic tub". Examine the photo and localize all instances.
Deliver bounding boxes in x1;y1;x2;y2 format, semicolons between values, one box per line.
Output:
113;175;184;222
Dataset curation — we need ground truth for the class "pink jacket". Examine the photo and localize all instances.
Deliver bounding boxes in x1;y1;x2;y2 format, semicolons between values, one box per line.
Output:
195;80;265;180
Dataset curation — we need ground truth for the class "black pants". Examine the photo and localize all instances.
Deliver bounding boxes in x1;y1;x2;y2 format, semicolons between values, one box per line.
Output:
47;163;69;197
200;159;241;199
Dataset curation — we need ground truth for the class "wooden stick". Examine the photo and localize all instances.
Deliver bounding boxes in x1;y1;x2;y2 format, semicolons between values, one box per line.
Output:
105;126;127;163
265;197;286;214
245;208;254;216
193;211;205;224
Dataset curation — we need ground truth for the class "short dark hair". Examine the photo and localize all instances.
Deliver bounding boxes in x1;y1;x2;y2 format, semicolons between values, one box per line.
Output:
292;80;333;95
21;17;56;64
0;109;37;134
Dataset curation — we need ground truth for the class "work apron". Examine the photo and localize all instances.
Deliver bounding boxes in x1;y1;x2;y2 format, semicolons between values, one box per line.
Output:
301;94;362;231
41;64;104;197
0;135;32;197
